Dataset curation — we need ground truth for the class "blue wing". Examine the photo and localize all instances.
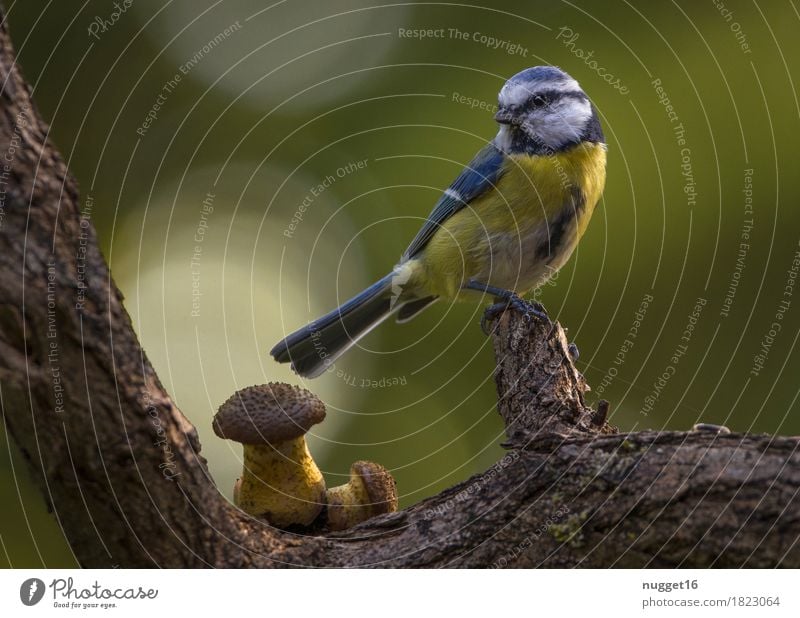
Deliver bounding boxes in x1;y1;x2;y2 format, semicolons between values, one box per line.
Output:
403;143;506;259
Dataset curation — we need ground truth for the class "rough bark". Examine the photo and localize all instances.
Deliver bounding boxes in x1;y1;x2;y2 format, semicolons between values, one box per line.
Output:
0;11;798;568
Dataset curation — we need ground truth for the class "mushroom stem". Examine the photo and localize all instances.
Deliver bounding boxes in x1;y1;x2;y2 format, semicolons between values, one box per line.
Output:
326;480;369;528
326;461;398;531
238;438;325;527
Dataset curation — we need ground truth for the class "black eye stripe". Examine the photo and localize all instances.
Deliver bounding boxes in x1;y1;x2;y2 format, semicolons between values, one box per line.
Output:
521;89;587;110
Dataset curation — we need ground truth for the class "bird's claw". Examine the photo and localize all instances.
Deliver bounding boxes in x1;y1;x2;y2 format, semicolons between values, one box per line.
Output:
480;302;504;334
481;294;550;335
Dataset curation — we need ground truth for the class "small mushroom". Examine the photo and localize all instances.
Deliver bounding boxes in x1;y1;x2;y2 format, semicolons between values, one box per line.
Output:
326;460;398;531
213;383;327;527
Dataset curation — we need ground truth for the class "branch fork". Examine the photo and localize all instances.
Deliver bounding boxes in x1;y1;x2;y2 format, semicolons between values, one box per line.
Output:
0;10;798;567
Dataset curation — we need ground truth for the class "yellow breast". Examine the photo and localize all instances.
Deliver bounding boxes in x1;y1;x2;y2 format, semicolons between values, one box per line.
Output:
408;142;607;299
505;141;607;236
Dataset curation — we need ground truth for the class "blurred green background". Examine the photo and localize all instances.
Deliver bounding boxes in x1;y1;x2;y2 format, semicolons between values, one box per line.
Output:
2;0;799;567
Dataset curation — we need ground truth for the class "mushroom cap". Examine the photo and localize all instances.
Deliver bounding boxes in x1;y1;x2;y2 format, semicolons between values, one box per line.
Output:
212;383;326;444
351;460;398;514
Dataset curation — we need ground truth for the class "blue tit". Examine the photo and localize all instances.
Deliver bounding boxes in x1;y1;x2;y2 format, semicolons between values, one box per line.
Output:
271;66;607;378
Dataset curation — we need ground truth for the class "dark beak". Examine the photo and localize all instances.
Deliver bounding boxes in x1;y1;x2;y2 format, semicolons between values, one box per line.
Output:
494;108;517;126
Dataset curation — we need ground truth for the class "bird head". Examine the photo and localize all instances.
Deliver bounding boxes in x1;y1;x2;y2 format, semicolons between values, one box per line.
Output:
494;66;602;153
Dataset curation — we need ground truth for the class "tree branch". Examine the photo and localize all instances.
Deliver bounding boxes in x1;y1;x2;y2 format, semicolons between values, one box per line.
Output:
0;11;798;567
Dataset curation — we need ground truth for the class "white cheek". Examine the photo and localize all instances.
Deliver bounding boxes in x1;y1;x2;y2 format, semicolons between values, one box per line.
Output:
494;125;513;152
533;100;592;149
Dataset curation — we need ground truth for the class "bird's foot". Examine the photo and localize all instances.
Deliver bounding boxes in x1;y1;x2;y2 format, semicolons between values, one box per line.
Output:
480;294;550;335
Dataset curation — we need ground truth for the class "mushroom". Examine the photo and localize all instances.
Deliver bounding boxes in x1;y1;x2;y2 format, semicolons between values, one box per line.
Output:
212;383;327;527
326;460;398;531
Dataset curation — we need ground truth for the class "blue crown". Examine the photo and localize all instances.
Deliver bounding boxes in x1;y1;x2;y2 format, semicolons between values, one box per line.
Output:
508;66;569;85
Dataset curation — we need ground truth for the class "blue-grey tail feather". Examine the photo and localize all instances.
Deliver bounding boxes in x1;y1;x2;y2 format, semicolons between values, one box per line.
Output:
270;272;397;378
396;296;438;323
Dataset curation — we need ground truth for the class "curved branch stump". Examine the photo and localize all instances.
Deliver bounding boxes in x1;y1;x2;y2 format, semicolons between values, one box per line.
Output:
0;11;798;567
